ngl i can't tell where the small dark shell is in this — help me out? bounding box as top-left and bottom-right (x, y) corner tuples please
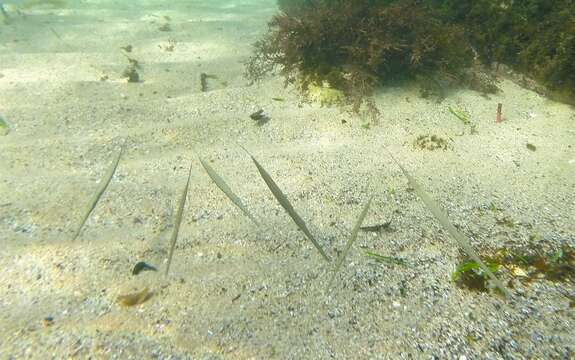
(132, 261), (157, 275)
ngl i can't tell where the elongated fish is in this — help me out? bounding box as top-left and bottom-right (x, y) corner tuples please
(0, 1), (19, 19)
(0, 3), (9, 19)
(1, 0), (66, 17)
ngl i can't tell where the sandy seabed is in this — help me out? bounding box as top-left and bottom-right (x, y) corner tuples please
(0, 1), (574, 359)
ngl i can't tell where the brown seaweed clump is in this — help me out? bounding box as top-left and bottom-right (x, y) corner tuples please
(246, 0), (474, 114)
(433, 0), (575, 104)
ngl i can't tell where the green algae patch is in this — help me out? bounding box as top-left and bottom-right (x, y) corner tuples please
(453, 245), (575, 293)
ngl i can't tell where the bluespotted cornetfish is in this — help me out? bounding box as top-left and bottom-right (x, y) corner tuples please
(72, 143), (124, 241)
(388, 153), (510, 297)
(240, 145), (331, 262)
(165, 161), (193, 276)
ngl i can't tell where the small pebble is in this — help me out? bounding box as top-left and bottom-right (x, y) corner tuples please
(42, 316), (54, 327)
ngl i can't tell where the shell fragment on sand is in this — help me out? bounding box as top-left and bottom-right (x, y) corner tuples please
(117, 287), (153, 307)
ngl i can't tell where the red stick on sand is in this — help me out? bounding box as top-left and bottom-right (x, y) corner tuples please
(496, 103), (503, 123)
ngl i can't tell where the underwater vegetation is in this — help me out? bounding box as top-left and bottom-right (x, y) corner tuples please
(453, 245), (574, 294)
(433, 0), (575, 104)
(246, 0), (474, 114)
(247, 0), (575, 111)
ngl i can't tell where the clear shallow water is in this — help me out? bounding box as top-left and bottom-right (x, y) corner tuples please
(0, 1), (574, 359)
